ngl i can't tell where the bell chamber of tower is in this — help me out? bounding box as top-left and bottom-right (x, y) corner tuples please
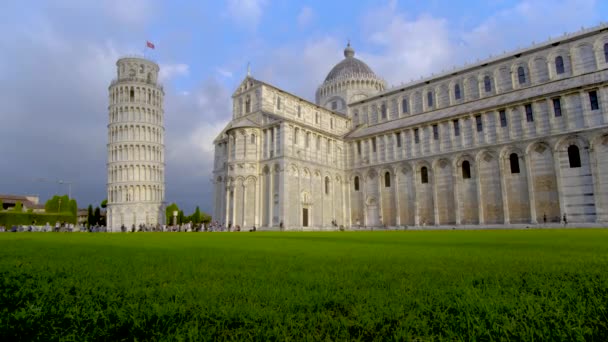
(106, 57), (166, 230)
(315, 42), (386, 115)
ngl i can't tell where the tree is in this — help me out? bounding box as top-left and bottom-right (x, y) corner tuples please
(192, 206), (201, 224)
(93, 207), (101, 226)
(44, 195), (75, 214)
(201, 212), (212, 224)
(13, 201), (23, 212)
(87, 205), (93, 227)
(69, 198), (78, 216)
(45, 196), (60, 213)
(165, 203), (179, 225)
(0, 199), (3, 211)
(101, 199), (107, 209)
(178, 210), (184, 225)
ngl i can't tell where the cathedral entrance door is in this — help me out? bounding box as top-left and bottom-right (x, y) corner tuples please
(302, 208), (309, 227)
(367, 205), (379, 226)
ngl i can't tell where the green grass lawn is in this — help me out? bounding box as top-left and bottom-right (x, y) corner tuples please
(1, 230), (607, 341)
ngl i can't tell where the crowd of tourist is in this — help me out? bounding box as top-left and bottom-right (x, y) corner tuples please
(0, 221), (257, 233)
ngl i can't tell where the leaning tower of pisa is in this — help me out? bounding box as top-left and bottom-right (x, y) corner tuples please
(107, 56), (165, 230)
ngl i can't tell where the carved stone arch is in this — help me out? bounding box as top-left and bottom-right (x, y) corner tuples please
(554, 135), (589, 152)
(313, 170), (322, 178)
(432, 158), (452, 170)
(511, 61), (530, 80)
(452, 153), (474, 172)
(531, 55), (550, 83)
(415, 160), (433, 182)
(367, 168), (377, 180)
(400, 162), (412, 175)
(526, 141), (553, 157)
(590, 132), (608, 150)
(476, 149), (498, 164)
(245, 176), (257, 185)
(302, 167), (311, 178)
(262, 165), (270, 174)
(289, 163), (299, 176)
(273, 163), (280, 173)
(499, 145), (525, 160)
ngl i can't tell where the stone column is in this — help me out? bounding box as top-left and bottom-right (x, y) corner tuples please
(362, 171), (368, 227)
(342, 177), (347, 227)
(377, 170), (383, 227)
(552, 147), (566, 221)
(476, 160), (485, 225)
(393, 168), (400, 226)
(453, 165), (461, 225)
(580, 91), (591, 128)
(254, 176), (260, 227)
(507, 108), (516, 141)
(600, 87), (608, 125)
(264, 129), (269, 159)
(414, 168), (420, 226)
(499, 156), (510, 224)
(590, 141), (604, 222)
(278, 165), (285, 228)
(547, 98), (557, 134)
(433, 168), (440, 226)
(268, 170), (274, 227)
(524, 151), (538, 224)
(224, 184), (231, 226)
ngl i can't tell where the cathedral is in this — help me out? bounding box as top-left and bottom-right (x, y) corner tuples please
(212, 24), (608, 230)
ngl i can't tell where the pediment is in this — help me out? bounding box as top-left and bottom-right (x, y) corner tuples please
(232, 76), (261, 97)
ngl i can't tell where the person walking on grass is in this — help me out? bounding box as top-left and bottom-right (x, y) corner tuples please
(563, 213), (568, 226)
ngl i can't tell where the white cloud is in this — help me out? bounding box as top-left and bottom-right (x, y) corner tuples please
(102, 0), (157, 26)
(256, 36), (343, 101)
(225, 0), (268, 29)
(159, 63), (189, 82)
(357, 0), (601, 88)
(297, 6), (315, 28)
(216, 67), (234, 78)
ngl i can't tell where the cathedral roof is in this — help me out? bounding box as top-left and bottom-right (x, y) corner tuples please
(323, 43), (378, 83)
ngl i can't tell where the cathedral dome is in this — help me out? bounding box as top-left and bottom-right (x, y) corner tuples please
(324, 43), (377, 82)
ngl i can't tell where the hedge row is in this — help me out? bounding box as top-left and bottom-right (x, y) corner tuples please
(0, 212), (76, 227)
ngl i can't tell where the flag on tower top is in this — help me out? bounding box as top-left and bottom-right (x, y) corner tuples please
(146, 41), (155, 49)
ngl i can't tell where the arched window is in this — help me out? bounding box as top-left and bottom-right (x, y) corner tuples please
(421, 167), (428, 184)
(517, 67), (526, 84)
(509, 153), (520, 174)
(130, 89), (134, 101)
(251, 134), (256, 144)
(401, 98), (409, 113)
(381, 103), (387, 119)
(325, 177), (330, 194)
(454, 84), (461, 100)
(384, 172), (391, 187)
(484, 76), (492, 92)
(568, 145), (581, 168)
(462, 161), (471, 179)
(427, 91), (434, 107)
(354, 176), (360, 191)
(245, 95), (251, 113)
(555, 56), (565, 74)
(276, 97), (281, 110)
(604, 43), (608, 63)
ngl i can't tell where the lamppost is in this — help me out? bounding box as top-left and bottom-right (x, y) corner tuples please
(173, 211), (178, 226)
(58, 180), (73, 199)
(35, 178), (74, 199)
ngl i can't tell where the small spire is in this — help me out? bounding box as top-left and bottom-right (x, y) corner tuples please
(344, 40), (355, 58)
(247, 62), (251, 76)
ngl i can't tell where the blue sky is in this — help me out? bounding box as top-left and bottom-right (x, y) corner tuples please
(0, 0), (606, 214)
